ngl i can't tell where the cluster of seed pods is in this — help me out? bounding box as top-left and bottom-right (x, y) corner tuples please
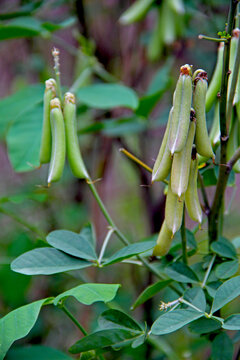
(152, 64), (215, 256)
(39, 80), (88, 185)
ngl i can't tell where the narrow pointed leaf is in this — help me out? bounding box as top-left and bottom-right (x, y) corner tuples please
(0, 298), (51, 360)
(11, 248), (92, 275)
(103, 240), (156, 266)
(211, 276), (240, 313)
(47, 230), (97, 261)
(151, 309), (204, 335)
(53, 283), (120, 306)
(131, 280), (172, 310)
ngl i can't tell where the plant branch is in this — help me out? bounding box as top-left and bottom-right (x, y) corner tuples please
(0, 206), (45, 239)
(208, 0), (238, 244)
(98, 227), (115, 265)
(228, 145), (240, 167)
(201, 254), (216, 288)
(60, 304), (88, 336)
(198, 34), (227, 43)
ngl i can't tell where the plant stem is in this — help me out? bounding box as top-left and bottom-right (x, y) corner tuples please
(208, 0), (238, 245)
(52, 48), (63, 104)
(60, 304), (88, 336)
(0, 206), (45, 239)
(147, 336), (180, 360)
(198, 34), (227, 43)
(179, 298), (203, 313)
(98, 227), (115, 265)
(201, 254), (216, 288)
(69, 67), (92, 93)
(180, 208), (187, 265)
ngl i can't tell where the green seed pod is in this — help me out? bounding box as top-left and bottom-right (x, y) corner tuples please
(63, 92), (88, 179)
(171, 110), (196, 197)
(152, 220), (173, 256)
(119, 0), (154, 25)
(206, 42), (224, 112)
(232, 29), (240, 105)
(169, 64), (192, 154)
(227, 116), (240, 172)
(47, 98), (66, 185)
(152, 107), (173, 182)
(185, 147), (202, 224)
(39, 79), (56, 164)
(193, 70), (215, 159)
(209, 101), (220, 148)
(165, 180), (184, 235)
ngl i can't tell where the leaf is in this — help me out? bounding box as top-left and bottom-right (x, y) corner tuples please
(77, 84), (139, 110)
(232, 236), (240, 248)
(103, 240), (156, 266)
(131, 334), (145, 349)
(131, 280), (172, 310)
(135, 60), (172, 117)
(69, 329), (140, 354)
(170, 229), (197, 256)
(211, 276), (240, 314)
(53, 283), (120, 306)
(11, 248), (92, 275)
(47, 230), (97, 261)
(0, 298), (51, 360)
(0, 17), (44, 40)
(201, 168), (217, 187)
(151, 309), (204, 335)
(189, 317), (221, 334)
(80, 223), (96, 247)
(211, 238), (237, 259)
(98, 309), (142, 332)
(0, 84), (43, 138)
(6, 345), (72, 360)
(165, 262), (199, 283)
(205, 281), (222, 298)
(6, 104), (43, 171)
(215, 260), (239, 279)
(183, 287), (206, 312)
(222, 314), (240, 330)
(211, 332), (233, 360)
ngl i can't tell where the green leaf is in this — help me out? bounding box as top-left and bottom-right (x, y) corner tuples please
(6, 345), (72, 360)
(11, 248), (92, 275)
(0, 17), (43, 40)
(131, 334), (145, 349)
(98, 309), (142, 332)
(80, 223), (96, 247)
(232, 236), (240, 249)
(184, 287), (206, 312)
(165, 262), (199, 283)
(222, 314), (240, 330)
(131, 280), (172, 310)
(0, 298), (51, 360)
(47, 230), (97, 261)
(170, 229), (197, 256)
(0, 84), (43, 138)
(211, 276), (240, 314)
(201, 168), (217, 187)
(211, 332), (233, 360)
(135, 60), (172, 117)
(211, 238), (237, 259)
(205, 281), (222, 298)
(151, 309), (204, 335)
(69, 329), (140, 354)
(77, 84), (139, 110)
(53, 283), (120, 306)
(189, 317), (221, 334)
(6, 104), (43, 171)
(41, 17), (76, 32)
(215, 260), (239, 279)
(103, 240), (156, 266)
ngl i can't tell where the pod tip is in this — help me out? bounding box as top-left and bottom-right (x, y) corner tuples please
(50, 97), (61, 110)
(64, 92), (75, 104)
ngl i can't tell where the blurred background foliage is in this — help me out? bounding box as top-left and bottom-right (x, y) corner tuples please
(0, 0), (239, 359)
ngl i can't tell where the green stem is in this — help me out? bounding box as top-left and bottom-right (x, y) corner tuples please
(147, 336), (180, 360)
(208, 0), (238, 245)
(180, 208), (187, 265)
(198, 34), (227, 43)
(60, 304), (88, 336)
(52, 48), (63, 104)
(201, 254), (216, 288)
(69, 67), (93, 93)
(0, 206), (45, 239)
(98, 227), (115, 265)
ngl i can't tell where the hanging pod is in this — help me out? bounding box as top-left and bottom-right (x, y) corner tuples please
(152, 107), (173, 182)
(63, 92), (88, 179)
(147, 7), (163, 62)
(39, 79), (56, 164)
(226, 115), (240, 173)
(232, 29), (240, 106)
(152, 220), (173, 256)
(185, 147), (202, 224)
(209, 101), (220, 149)
(168, 64), (192, 155)
(205, 42), (224, 112)
(119, 0), (154, 25)
(47, 98), (66, 185)
(228, 29), (240, 106)
(193, 69), (215, 160)
(165, 180), (184, 235)
(171, 109), (196, 197)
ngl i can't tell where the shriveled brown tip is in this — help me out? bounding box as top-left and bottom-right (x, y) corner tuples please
(193, 69), (208, 84)
(180, 64), (192, 76)
(190, 108), (196, 122)
(64, 92), (75, 104)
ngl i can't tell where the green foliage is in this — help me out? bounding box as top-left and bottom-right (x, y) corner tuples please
(6, 346), (72, 360)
